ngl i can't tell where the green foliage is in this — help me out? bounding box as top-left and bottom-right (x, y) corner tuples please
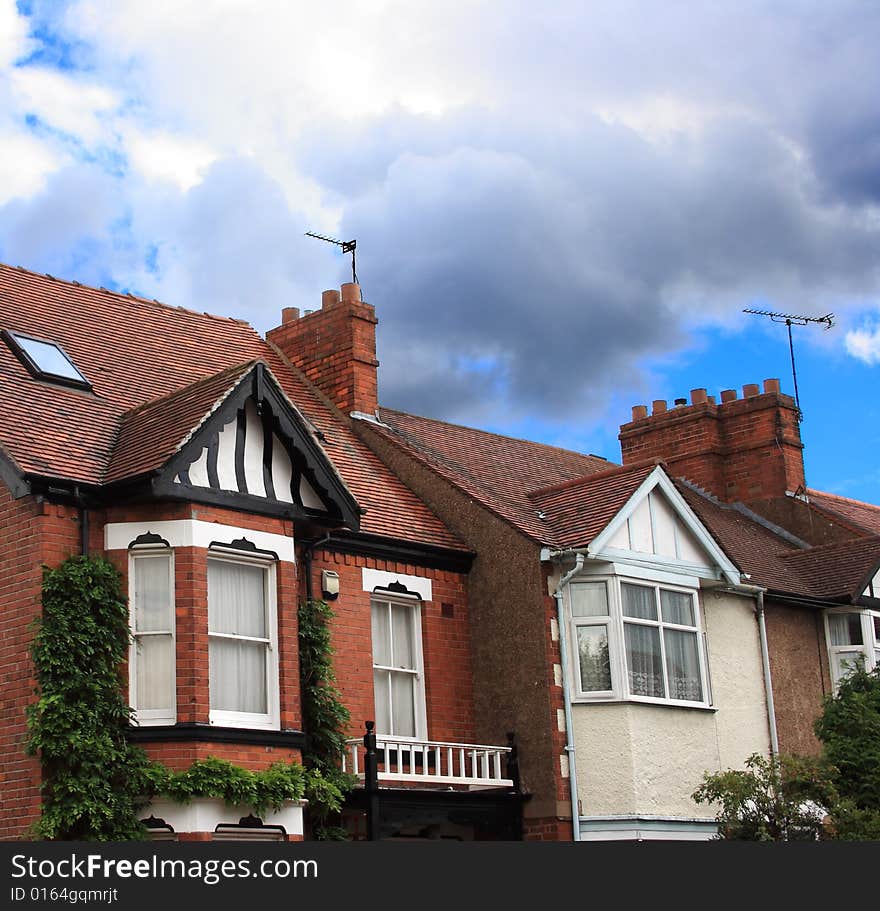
(695, 666), (880, 842)
(298, 598), (356, 838)
(814, 665), (880, 810)
(139, 757), (346, 818)
(692, 753), (837, 841)
(27, 555), (153, 840)
(814, 665), (880, 840)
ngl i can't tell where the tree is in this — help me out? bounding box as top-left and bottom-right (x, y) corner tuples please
(814, 665), (880, 840)
(692, 752), (836, 841)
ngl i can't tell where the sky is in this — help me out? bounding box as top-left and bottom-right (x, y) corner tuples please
(0, 0), (878, 502)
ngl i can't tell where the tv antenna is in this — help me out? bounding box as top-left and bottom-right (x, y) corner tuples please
(742, 308), (834, 420)
(305, 231), (358, 284)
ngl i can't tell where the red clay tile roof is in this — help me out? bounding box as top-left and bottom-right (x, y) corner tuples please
(806, 488), (880, 536)
(106, 361), (256, 484)
(370, 408), (612, 543)
(678, 482), (880, 600)
(529, 462), (658, 549)
(0, 263), (464, 552)
(780, 536), (880, 600)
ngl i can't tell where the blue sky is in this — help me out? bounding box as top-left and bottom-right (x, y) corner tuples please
(1, 1), (878, 502)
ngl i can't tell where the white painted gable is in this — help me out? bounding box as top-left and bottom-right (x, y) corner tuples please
(863, 567), (880, 599)
(606, 487), (708, 563)
(593, 467), (739, 584)
(173, 395), (328, 511)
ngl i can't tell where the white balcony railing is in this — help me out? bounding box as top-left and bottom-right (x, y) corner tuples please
(343, 737), (514, 789)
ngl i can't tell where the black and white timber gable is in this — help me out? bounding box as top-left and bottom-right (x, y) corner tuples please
(153, 362), (361, 528)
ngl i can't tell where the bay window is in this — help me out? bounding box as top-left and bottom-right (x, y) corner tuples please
(129, 548), (176, 724)
(570, 576), (709, 707)
(370, 594), (426, 739)
(208, 552), (279, 729)
(826, 609), (880, 686)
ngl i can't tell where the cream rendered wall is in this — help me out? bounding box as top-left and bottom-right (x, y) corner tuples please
(573, 590), (771, 819)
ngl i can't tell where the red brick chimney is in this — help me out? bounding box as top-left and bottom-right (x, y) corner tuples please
(266, 282), (379, 416)
(619, 378), (805, 503)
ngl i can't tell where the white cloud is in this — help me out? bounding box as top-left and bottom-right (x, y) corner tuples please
(10, 66), (119, 145)
(123, 129), (216, 190)
(0, 0), (30, 69)
(0, 130), (63, 204)
(845, 322), (880, 365)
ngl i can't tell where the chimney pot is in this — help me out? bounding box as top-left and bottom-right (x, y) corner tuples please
(632, 405), (649, 421)
(743, 383), (760, 397)
(763, 377), (781, 394)
(341, 282), (361, 302)
(282, 306), (300, 324)
(690, 388), (708, 405)
(674, 398), (687, 406)
(652, 399), (667, 415)
(720, 389), (737, 403)
(322, 289), (341, 310)
(707, 395), (716, 405)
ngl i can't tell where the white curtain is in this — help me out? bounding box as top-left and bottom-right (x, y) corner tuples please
(664, 628), (702, 701)
(208, 560), (268, 714)
(828, 613), (863, 646)
(621, 583), (657, 620)
(133, 554), (173, 712)
(625, 623), (664, 697)
(571, 582), (609, 617)
(371, 599), (419, 737)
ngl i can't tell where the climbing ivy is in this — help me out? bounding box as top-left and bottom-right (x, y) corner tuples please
(27, 555), (153, 840)
(27, 555), (347, 840)
(298, 598), (357, 838)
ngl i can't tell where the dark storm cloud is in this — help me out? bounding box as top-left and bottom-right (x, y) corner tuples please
(331, 108), (879, 424)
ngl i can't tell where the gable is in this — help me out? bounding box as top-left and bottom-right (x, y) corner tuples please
(154, 362), (361, 529)
(591, 467), (740, 584)
(606, 487), (708, 564)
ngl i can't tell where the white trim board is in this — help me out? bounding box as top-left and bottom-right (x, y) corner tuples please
(104, 519), (296, 563)
(362, 567), (432, 601)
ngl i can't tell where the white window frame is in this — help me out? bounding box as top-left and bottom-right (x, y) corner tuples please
(129, 546), (176, 726)
(207, 550), (280, 731)
(370, 591), (427, 742)
(824, 608), (880, 688)
(568, 574), (710, 708)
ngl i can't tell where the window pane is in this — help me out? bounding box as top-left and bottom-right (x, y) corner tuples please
(625, 623), (664, 697)
(371, 601), (391, 666)
(828, 613), (863, 646)
(209, 638), (267, 713)
(622, 583), (657, 620)
(576, 625), (611, 692)
(873, 615), (880, 646)
(134, 554), (172, 632)
(571, 582), (609, 617)
(660, 589), (695, 626)
(391, 671), (416, 737)
(832, 651), (864, 684)
(391, 603), (415, 668)
(664, 628), (703, 701)
(373, 670), (391, 734)
(15, 334), (86, 381)
(208, 560), (265, 638)
(135, 634), (174, 710)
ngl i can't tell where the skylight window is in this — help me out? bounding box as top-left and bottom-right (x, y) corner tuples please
(2, 330), (91, 390)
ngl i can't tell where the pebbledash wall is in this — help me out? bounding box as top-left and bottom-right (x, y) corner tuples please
(568, 588), (771, 840)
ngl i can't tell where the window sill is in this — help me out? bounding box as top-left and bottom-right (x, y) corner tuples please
(572, 698), (717, 713)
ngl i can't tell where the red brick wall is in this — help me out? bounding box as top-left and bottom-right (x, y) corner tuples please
(267, 284), (379, 416)
(307, 549), (474, 744)
(0, 490), (83, 840)
(619, 380), (805, 503)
